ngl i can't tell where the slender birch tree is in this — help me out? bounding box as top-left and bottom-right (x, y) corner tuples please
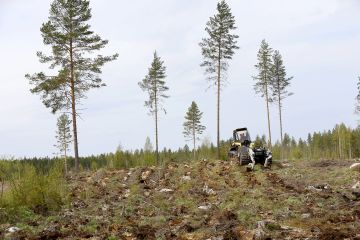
(138, 51), (169, 164)
(270, 50), (293, 158)
(253, 39), (273, 147)
(199, 0), (239, 159)
(183, 101), (206, 159)
(25, 0), (118, 171)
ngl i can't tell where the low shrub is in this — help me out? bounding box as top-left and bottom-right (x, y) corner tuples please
(0, 162), (68, 220)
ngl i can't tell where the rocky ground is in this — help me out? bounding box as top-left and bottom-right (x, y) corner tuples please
(1, 158), (360, 240)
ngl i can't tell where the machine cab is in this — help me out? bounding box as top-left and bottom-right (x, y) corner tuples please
(233, 128), (251, 146)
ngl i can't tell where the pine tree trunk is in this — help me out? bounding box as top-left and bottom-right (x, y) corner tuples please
(217, 47), (221, 160)
(155, 108), (159, 164)
(70, 39), (80, 171)
(338, 128), (342, 159)
(64, 147), (68, 176)
(154, 80), (159, 164)
(265, 81), (272, 147)
(279, 108), (283, 158)
(0, 180), (4, 202)
(193, 119), (196, 160)
(349, 142), (352, 159)
(63, 129), (68, 175)
(278, 80), (283, 160)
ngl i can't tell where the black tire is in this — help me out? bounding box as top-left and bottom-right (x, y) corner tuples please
(228, 150), (237, 161)
(262, 157), (272, 169)
(238, 151), (243, 165)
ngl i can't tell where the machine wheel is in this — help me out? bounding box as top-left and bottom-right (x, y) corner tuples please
(266, 158), (272, 169)
(238, 151), (243, 165)
(227, 150), (237, 161)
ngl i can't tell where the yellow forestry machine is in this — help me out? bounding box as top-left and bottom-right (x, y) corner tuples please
(228, 128), (272, 170)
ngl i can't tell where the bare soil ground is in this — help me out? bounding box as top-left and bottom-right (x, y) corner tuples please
(1, 159), (360, 240)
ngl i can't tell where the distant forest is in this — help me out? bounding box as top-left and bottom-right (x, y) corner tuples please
(1, 123), (358, 174)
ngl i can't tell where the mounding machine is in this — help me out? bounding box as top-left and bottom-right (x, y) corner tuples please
(228, 128), (272, 169)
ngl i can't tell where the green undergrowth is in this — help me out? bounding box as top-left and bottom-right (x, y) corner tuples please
(0, 162), (69, 223)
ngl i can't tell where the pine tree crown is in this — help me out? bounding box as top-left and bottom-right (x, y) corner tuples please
(26, 0), (118, 113)
(138, 51), (169, 115)
(54, 113), (72, 154)
(253, 39), (273, 100)
(183, 101), (206, 140)
(270, 49), (293, 103)
(199, 0), (239, 88)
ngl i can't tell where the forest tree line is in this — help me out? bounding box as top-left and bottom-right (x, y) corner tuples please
(1, 122), (359, 174)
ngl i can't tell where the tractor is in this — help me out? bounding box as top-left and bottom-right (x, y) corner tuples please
(228, 128), (272, 168)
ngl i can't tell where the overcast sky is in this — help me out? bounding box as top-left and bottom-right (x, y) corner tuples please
(0, 0), (359, 158)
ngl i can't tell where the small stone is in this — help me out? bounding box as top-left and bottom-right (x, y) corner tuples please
(141, 170), (151, 181)
(101, 204), (109, 211)
(182, 175), (191, 181)
(281, 162), (292, 168)
(124, 189), (130, 198)
(302, 213), (311, 219)
(100, 180), (106, 187)
(352, 181), (360, 189)
(202, 184), (216, 195)
(160, 188), (174, 193)
(350, 163), (360, 171)
(306, 186), (322, 192)
(123, 232), (132, 237)
(7, 227), (20, 233)
(198, 204), (211, 210)
(207, 237), (224, 240)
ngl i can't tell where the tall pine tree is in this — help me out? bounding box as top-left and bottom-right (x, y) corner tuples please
(138, 51), (169, 164)
(54, 113), (72, 175)
(253, 39), (273, 147)
(25, 0), (118, 171)
(183, 101), (206, 159)
(199, 0), (239, 159)
(270, 50), (293, 159)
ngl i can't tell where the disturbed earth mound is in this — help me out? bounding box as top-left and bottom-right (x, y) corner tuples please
(1, 159), (360, 239)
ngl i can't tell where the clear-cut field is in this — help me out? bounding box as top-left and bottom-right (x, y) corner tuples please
(1, 158), (359, 239)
